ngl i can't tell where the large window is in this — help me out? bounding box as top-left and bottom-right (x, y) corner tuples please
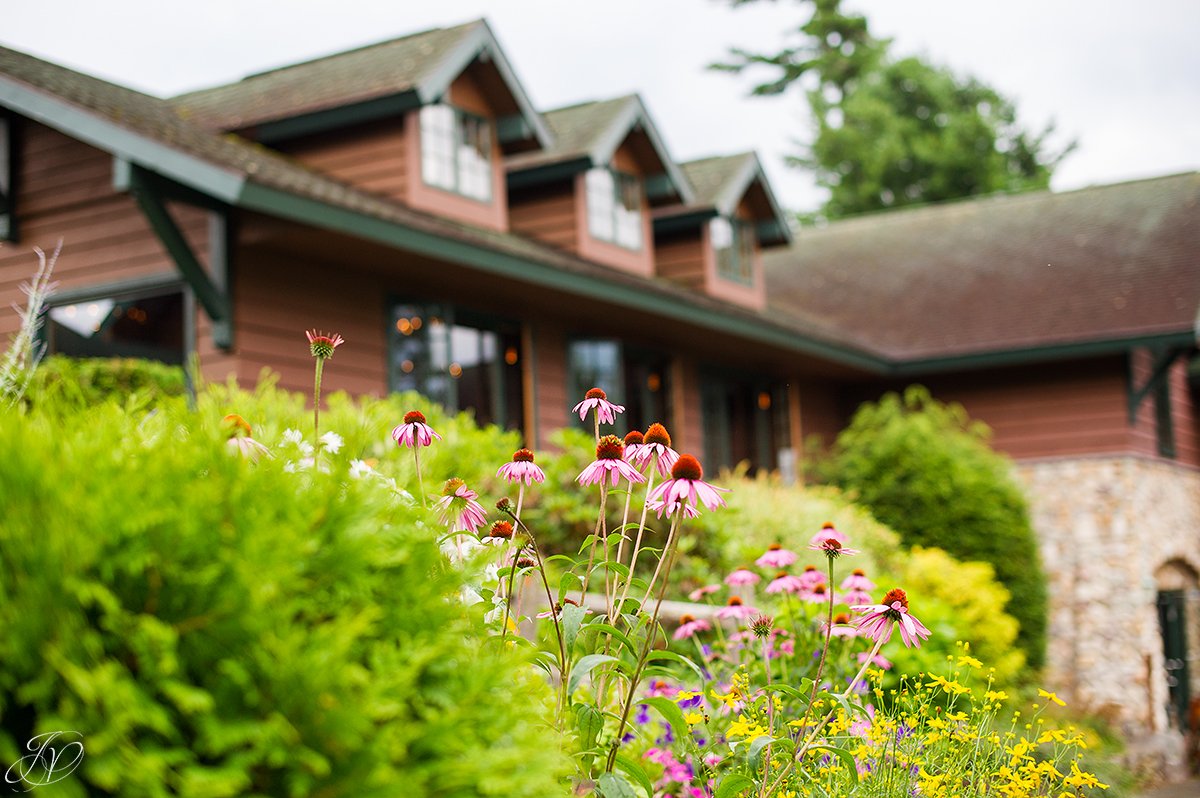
(711, 217), (756, 285)
(568, 339), (670, 434)
(585, 168), (642, 250)
(47, 289), (185, 364)
(701, 374), (791, 477)
(419, 104), (493, 201)
(390, 303), (523, 431)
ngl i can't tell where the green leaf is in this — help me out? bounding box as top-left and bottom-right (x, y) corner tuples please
(568, 654), (623, 695)
(586, 622), (638, 657)
(573, 703), (604, 751)
(562, 602), (587, 652)
(714, 773), (755, 798)
(614, 753), (655, 797)
(810, 744), (859, 786)
(641, 696), (688, 739)
(645, 648), (707, 682)
(596, 772), (637, 798)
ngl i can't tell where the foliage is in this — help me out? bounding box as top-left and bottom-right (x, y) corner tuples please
(822, 386), (1049, 668)
(0, 245), (57, 408)
(28, 355), (188, 411)
(0, 388), (569, 797)
(716, 0), (1073, 219)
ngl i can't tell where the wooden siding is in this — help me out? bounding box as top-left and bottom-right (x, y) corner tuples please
(530, 320), (569, 448)
(0, 122), (184, 338)
(576, 141), (655, 277)
(702, 195), (766, 311)
(508, 181), (578, 251)
(671, 356), (704, 456)
(655, 230), (705, 290)
(1169, 358), (1199, 467)
(276, 118), (409, 203)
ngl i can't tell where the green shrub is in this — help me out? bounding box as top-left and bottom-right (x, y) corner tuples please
(0, 389), (569, 797)
(27, 355), (187, 410)
(822, 386), (1048, 669)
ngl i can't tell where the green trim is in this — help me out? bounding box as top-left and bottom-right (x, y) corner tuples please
(891, 331), (1197, 377)
(644, 173), (675, 202)
(253, 91), (421, 143)
(128, 166), (232, 348)
(49, 272), (185, 306)
(496, 113), (533, 145)
(651, 208), (717, 235)
(1154, 355), (1176, 458)
(505, 155), (591, 190)
(1127, 346), (1187, 424)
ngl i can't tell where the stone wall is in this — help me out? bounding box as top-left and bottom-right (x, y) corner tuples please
(1016, 455), (1200, 741)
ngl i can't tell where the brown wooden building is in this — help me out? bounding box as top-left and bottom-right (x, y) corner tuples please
(1, 19), (1198, 752)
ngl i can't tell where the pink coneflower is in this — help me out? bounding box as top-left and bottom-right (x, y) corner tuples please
(765, 571), (805, 595)
(223, 414), (270, 461)
(804, 583), (832, 605)
(841, 589), (875, 607)
(714, 596), (758, 620)
(688, 584), (721, 602)
(622, 430), (644, 464)
(749, 614), (774, 639)
(809, 521), (846, 548)
(824, 612), (859, 638)
(497, 448), (546, 485)
(392, 410), (441, 448)
(799, 565), (827, 589)
(631, 423), (680, 478)
(756, 542), (797, 569)
(305, 329), (345, 359)
(577, 435), (645, 487)
(647, 454), (728, 518)
(724, 567), (760, 587)
(436, 478), (487, 534)
(484, 520), (514, 545)
(841, 568), (876, 593)
(810, 536), (860, 558)
(673, 613), (712, 640)
(853, 588), (932, 648)
(573, 387), (625, 425)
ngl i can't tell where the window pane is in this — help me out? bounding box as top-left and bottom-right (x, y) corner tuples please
(456, 114), (492, 201)
(737, 221), (756, 282)
(586, 169), (615, 242)
(420, 105), (456, 190)
(568, 338), (623, 429)
(48, 291), (184, 364)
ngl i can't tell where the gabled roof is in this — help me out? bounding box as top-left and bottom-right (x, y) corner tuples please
(763, 173), (1200, 371)
(507, 94), (693, 205)
(0, 42), (884, 375)
(658, 152), (792, 246)
(171, 20), (551, 149)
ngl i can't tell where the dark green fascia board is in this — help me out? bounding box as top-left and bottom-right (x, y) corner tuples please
(756, 219), (791, 247)
(889, 331), (1198, 378)
(1127, 345), (1188, 424)
(112, 156), (232, 213)
(496, 113), (535, 146)
(236, 179), (886, 373)
(47, 271), (184, 306)
(252, 91), (422, 144)
(126, 166), (232, 349)
(644, 173), (676, 203)
(652, 208), (717, 235)
(505, 155), (592, 190)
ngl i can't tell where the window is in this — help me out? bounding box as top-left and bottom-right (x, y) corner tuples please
(568, 339), (670, 434)
(586, 168), (642, 249)
(419, 104), (493, 201)
(47, 289), (185, 364)
(711, 217), (756, 285)
(390, 303), (523, 431)
(701, 373), (790, 476)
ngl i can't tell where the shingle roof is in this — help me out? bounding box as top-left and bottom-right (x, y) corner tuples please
(764, 174), (1200, 363)
(680, 153), (756, 209)
(171, 22), (480, 130)
(509, 95), (637, 166)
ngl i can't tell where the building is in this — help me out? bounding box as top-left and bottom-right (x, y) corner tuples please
(1, 19), (1197, 752)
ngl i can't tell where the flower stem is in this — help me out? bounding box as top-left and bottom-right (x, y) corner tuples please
(578, 483), (608, 604)
(802, 557), (836, 718)
(312, 358), (324, 439)
(413, 445), (426, 508)
(759, 635), (776, 798)
(616, 468), (657, 618)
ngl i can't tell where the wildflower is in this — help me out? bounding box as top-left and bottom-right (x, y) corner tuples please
(804, 583), (832, 604)
(809, 530), (859, 558)
(1037, 688), (1066, 707)
(1063, 761), (1108, 789)
(647, 454), (728, 517)
(688, 584), (721, 602)
(577, 434), (645, 486)
(749, 615), (774, 638)
(572, 387), (625, 424)
(319, 430), (343, 453)
(683, 711), (704, 726)
(435, 478), (487, 534)
(222, 414), (270, 461)
(305, 329), (344, 359)
(485, 520), (514, 544)
(840, 568), (876, 593)
(824, 612), (859, 638)
(674, 613), (712, 640)
(840, 588), (875, 606)
(622, 430), (644, 463)
(392, 410), (441, 448)
(631, 422), (680, 477)
(725, 715), (769, 743)
(765, 572), (804, 595)
(497, 447), (546, 485)
(348, 458), (375, 478)
(756, 542), (797, 569)
(714, 596), (758, 621)
(853, 588), (932, 648)
(957, 654), (983, 669)
(724, 567), (760, 587)
(799, 565), (827, 589)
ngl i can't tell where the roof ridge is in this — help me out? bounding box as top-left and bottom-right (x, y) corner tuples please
(543, 93), (638, 115)
(681, 151), (756, 166)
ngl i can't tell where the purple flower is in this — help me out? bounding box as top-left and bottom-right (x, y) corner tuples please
(573, 387), (625, 424)
(497, 448), (546, 485)
(853, 588), (932, 648)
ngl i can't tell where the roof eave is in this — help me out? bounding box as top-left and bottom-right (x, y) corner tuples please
(716, 153), (793, 245)
(590, 96), (694, 206)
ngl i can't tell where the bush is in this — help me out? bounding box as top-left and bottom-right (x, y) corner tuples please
(27, 355), (187, 410)
(0, 389), (569, 797)
(822, 386), (1048, 668)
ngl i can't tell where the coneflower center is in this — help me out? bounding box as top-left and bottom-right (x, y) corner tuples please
(596, 434), (624, 460)
(644, 422), (672, 447)
(489, 521), (513, 538)
(586, 387), (607, 400)
(403, 410), (427, 425)
(727, 596), (743, 606)
(442, 477), (465, 495)
(671, 454), (703, 481)
(679, 613), (696, 624)
(774, 571), (790, 581)
(223, 414), (252, 438)
(812, 584), (827, 595)
(852, 568), (866, 577)
(834, 613), (850, 624)
(768, 542), (783, 551)
(624, 430), (644, 446)
(512, 448), (535, 462)
(882, 588), (909, 609)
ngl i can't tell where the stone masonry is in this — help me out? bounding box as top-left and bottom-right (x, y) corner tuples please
(1017, 456), (1200, 746)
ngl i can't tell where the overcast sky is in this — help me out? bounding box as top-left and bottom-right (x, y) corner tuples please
(4, 0), (1198, 211)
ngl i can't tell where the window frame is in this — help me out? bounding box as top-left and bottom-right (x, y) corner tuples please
(711, 216), (756, 286)
(44, 277), (191, 365)
(585, 167), (643, 250)
(418, 103), (494, 203)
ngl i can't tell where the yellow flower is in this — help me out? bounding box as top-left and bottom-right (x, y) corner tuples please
(710, 687), (742, 708)
(676, 690), (703, 701)
(726, 715), (769, 743)
(1038, 688), (1066, 706)
(1062, 761), (1108, 789)
(684, 711), (705, 726)
(956, 655), (983, 669)
(986, 689), (1010, 702)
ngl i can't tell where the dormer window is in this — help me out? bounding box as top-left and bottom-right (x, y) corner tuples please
(419, 104), (492, 201)
(585, 168), (642, 250)
(711, 217), (755, 285)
